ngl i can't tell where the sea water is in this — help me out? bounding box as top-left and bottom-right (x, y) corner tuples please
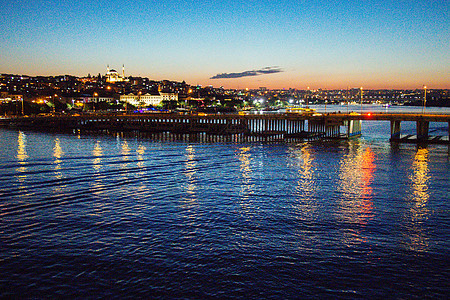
(0, 108), (449, 298)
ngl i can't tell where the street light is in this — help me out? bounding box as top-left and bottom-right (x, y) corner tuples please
(20, 96), (24, 115)
(422, 85), (427, 114)
(360, 87), (363, 114)
(346, 87), (349, 114)
(93, 92), (98, 112)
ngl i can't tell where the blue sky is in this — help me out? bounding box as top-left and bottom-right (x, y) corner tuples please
(1, 0), (448, 89)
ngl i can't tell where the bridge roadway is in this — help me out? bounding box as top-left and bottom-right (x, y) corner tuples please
(4, 112), (450, 143)
(345, 112), (450, 122)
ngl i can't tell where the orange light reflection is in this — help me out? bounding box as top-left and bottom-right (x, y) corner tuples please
(404, 148), (430, 252)
(337, 143), (376, 245)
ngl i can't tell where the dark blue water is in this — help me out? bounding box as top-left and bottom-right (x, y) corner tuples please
(1, 118), (449, 298)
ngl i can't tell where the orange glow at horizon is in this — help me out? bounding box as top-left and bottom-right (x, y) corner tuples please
(200, 70), (449, 90)
(205, 76), (449, 90)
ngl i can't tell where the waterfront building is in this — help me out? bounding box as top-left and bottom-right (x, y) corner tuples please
(160, 92), (178, 102)
(120, 91), (178, 107)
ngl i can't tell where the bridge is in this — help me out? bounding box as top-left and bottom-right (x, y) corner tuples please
(2, 112), (450, 144)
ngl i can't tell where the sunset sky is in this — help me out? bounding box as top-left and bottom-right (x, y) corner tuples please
(1, 0), (448, 89)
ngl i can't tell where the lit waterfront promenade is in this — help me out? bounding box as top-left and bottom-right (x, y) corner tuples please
(3, 112), (450, 144)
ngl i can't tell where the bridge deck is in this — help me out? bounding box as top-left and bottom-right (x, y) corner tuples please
(3, 112), (450, 144)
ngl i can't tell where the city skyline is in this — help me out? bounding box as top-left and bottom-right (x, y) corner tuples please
(1, 0), (448, 90)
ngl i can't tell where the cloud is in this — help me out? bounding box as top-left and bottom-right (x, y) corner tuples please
(210, 66), (283, 79)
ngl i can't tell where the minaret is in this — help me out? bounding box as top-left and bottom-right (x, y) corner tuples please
(122, 64), (125, 78)
(107, 65), (110, 73)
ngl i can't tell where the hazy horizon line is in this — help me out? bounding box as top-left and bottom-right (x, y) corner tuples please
(1, 71), (448, 91)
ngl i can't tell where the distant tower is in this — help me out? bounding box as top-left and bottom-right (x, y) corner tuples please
(122, 65), (125, 78)
(107, 65), (110, 73)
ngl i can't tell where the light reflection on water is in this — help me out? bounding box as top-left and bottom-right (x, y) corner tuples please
(337, 142), (375, 244)
(16, 131), (28, 181)
(0, 127), (448, 298)
(53, 138), (63, 163)
(134, 144), (148, 197)
(90, 139), (106, 218)
(183, 145), (197, 200)
(293, 143), (315, 198)
(136, 144), (146, 168)
(337, 144), (375, 218)
(290, 143), (318, 221)
(52, 138), (65, 196)
(180, 145), (199, 236)
(16, 131), (28, 162)
(404, 147), (430, 252)
(237, 146), (255, 214)
(120, 140), (131, 157)
(92, 140), (103, 171)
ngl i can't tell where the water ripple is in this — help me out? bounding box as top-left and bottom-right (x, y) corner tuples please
(0, 129), (448, 298)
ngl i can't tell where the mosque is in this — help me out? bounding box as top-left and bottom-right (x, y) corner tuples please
(106, 65), (128, 83)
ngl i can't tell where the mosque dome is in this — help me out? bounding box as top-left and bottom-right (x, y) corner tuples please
(106, 65), (127, 83)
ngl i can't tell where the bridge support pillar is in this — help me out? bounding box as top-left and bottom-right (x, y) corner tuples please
(348, 120), (362, 138)
(416, 121), (429, 141)
(390, 120), (401, 140)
